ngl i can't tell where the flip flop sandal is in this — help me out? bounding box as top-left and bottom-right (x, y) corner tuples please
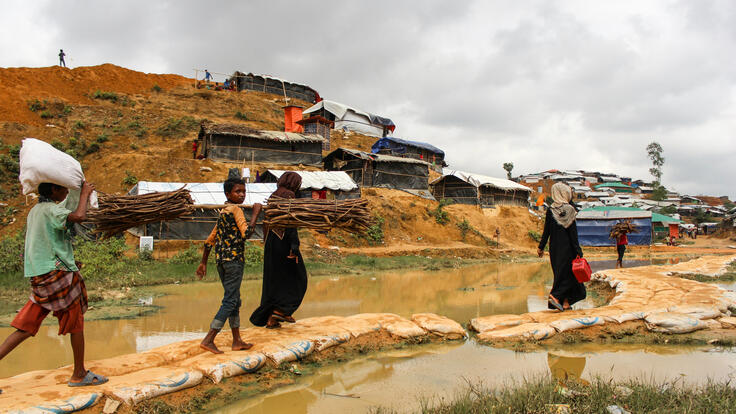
(68, 370), (108, 387)
(272, 312), (296, 323)
(548, 296), (564, 312)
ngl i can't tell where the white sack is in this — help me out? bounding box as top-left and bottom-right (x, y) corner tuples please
(19, 138), (85, 195)
(644, 312), (706, 334)
(549, 316), (604, 333)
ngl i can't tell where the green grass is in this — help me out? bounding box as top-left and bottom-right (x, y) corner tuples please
(372, 376), (736, 414)
(156, 116), (198, 138)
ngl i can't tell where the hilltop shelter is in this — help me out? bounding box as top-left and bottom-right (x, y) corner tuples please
(127, 181), (276, 240)
(371, 137), (447, 170)
(259, 170), (360, 200)
(576, 207), (652, 246)
(323, 148), (430, 190)
(430, 169), (532, 208)
(198, 123), (325, 166)
(230, 71), (321, 103)
(652, 212), (682, 239)
(302, 100), (395, 138)
(594, 182), (634, 193)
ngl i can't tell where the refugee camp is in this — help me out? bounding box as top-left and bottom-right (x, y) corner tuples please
(1, 2), (736, 414)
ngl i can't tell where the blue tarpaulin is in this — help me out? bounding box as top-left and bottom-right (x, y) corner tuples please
(371, 137), (445, 157)
(576, 207), (652, 246)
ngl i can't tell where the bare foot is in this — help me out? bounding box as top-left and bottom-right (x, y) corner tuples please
(199, 341), (223, 354)
(232, 341), (253, 351)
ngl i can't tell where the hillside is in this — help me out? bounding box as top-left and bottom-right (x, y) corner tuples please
(0, 64), (538, 253)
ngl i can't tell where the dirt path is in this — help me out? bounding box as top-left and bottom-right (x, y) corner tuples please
(0, 313), (464, 413)
(471, 255), (736, 343)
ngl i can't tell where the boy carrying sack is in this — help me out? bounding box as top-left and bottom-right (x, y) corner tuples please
(0, 181), (108, 387)
(196, 177), (261, 354)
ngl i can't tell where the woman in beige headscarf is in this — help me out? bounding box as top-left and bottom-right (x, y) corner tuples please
(537, 183), (585, 311)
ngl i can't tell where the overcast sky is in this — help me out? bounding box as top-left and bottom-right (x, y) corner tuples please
(3, 1), (735, 198)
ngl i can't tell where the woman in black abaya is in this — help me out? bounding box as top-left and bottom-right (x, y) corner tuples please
(249, 172), (308, 328)
(537, 182), (585, 311)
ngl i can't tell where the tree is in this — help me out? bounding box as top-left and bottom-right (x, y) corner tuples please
(646, 142), (666, 200)
(503, 162), (514, 180)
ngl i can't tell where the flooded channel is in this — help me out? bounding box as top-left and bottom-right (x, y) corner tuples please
(1, 257), (729, 413)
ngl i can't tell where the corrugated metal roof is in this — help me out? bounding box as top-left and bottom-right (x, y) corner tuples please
(199, 123), (325, 143)
(131, 181), (277, 206)
(595, 182), (633, 189)
(266, 170), (358, 191)
(577, 207), (652, 220)
(431, 169), (532, 192)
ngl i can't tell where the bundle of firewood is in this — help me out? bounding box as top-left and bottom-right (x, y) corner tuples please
(264, 198), (374, 233)
(85, 187), (193, 238)
(609, 220), (639, 239)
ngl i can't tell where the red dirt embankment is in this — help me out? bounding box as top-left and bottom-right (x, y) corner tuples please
(0, 64), (190, 124)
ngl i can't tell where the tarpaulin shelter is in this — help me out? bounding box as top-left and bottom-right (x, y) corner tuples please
(127, 181), (277, 240)
(651, 212), (682, 239)
(576, 207), (652, 246)
(430, 169), (531, 207)
(302, 100), (395, 138)
(259, 170), (360, 200)
(594, 182), (634, 193)
(230, 71), (321, 103)
(323, 148), (430, 190)
(371, 137), (447, 171)
(198, 123), (325, 166)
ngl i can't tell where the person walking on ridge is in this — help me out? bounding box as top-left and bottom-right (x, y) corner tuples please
(204, 69), (213, 83)
(537, 183), (585, 311)
(59, 49), (66, 67)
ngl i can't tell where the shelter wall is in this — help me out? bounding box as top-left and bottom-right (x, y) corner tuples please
(577, 218), (652, 246)
(479, 187), (529, 208)
(234, 74), (317, 103)
(372, 162), (428, 190)
(205, 134), (323, 165)
(431, 176), (478, 205)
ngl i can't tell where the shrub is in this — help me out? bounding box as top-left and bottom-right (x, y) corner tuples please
(39, 110), (53, 119)
(130, 143), (139, 150)
(156, 116), (198, 138)
(51, 140), (65, 151)
(431, 199), (452, 225)
(244, 243), (264, 266)
(0, 154), (20, 175)
(169, 243), (201, 264)
(364, 214), (385, 245)
(92, 90), (118, 102)
(62, 105), (72, 115)
(457, 219), (472, 241)
(0, 232), (25, 274)
(234, 111), (247, 120)
(27, 99), (45, 112)
(96, 133), (109, 143)
(122, 170), (138, 186)
(528, 230), (541, 242)
(151, 84), (162, 93)
(138, 247), (154, 261)
(73, 120), (85, 129)
(85, 142), (100, 154)
(73, 237), (129, 281)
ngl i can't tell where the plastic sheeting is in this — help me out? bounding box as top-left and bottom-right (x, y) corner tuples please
(262, 170), (358, 192)
(132, 182), (276, 206)
(432, 169), (532, 192)
(303, 99), (395, 137)
(577, 218), (652, 246)
(371, 136), (445, 157)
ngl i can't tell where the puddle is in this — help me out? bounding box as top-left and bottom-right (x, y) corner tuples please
(215, 341), (736, 414)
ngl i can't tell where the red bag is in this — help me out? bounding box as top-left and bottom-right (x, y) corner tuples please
(572, 256), (591, 283)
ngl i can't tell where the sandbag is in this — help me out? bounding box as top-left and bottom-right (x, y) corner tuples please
(19, 138), (85, 195)
(313, 332), (352, 351)
(383, 319), (426, 338)
(412, 313), (466, 339)
(111, 371), (203, 405)
(644, 312), (707, 334)
(717, 316), (736, 329)
(7, 393), (101, 414)
(470, 314), (532, 333)
(263, 340), (314, 365)
(667, 305), (722, 320)
(478, 323), (556, 341)
(549, 316), (604, 332)
(202, 353), (267, 383)
(602, 311), (646, 324)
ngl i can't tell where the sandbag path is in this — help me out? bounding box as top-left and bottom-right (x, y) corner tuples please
(471, 255), (736, 342)
(0, 313), (464, 413)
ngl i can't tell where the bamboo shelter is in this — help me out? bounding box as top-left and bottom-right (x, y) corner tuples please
(198, 122), (325, 166)
(323, 148), (430, 190)
(430, 170), (532, 207)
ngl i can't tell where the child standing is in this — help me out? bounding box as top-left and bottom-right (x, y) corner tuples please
(0, 181), (108, 387)
(196, 177), (259, 354)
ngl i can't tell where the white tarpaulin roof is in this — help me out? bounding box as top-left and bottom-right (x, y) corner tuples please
(432, 169), (532, 192)
(303, 99), (368, 121)
(267, 170), (358, 191)
(131, 181), (276, 206)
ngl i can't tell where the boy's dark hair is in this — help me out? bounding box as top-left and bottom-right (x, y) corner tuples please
(38, 182), (63, 198)
(223, 177), (245, 194)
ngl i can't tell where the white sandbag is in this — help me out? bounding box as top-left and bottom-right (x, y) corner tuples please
(111, 371), (203, 405)
(717, 316), (736, 329)
(412, 313), (466, 339)
(312, 332), (352, 351)
(19, 138), (85, 195)
(602, 311), (646, 324)
(470, 314), (532, 333)
(701, 318), (722, 330)
(644, 312), (707, 334)
(549, 316), (604, 333)
(264, 340), (314, 365)
(204, 353), (267, 383)
(383, 320), (426, 338)
(7, 393), (102, 414)
(477, 323), (556, 341)
(667, 305), (722, 320)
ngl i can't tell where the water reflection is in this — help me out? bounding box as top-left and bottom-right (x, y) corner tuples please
(547, 353), (586, 382)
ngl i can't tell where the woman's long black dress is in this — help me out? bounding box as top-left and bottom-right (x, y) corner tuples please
(249, 227), (308, 326)
(538, 209), (585, 309)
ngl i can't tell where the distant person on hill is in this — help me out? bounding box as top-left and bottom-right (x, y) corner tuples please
(204, 69), (212, 83)
(616, 231), (628, 268)
(192, 140), (198, 159)
(537, 183), (585, 311)
(250, 172), (308, 329)
(196, 177), (260, 354)
(0, 181), (109, 388)
(59, 49), (66, 67)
